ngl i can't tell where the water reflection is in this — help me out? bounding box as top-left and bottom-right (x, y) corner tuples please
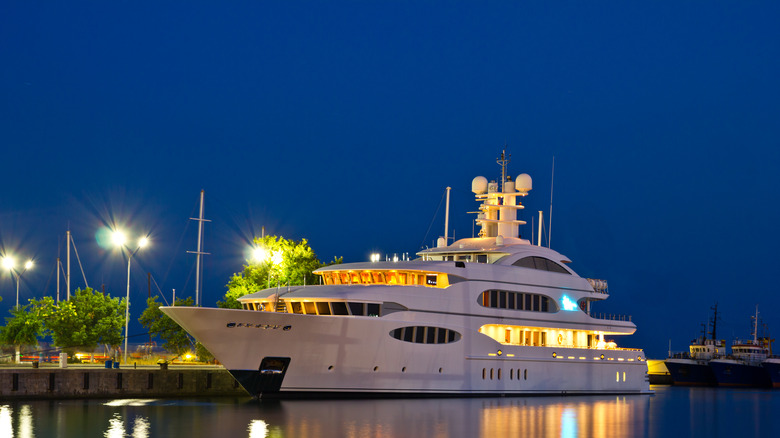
(1, 388), (778, 437)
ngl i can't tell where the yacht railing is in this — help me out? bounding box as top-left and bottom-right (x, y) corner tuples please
(590, 312), (632, 322)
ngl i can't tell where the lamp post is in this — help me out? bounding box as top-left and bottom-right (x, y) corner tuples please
(113, 231), (149, 365)
(2, 256), (34, 309)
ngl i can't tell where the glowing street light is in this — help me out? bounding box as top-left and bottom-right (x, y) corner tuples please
(2, 256), (33, 309)
(113, 230), (149, 365)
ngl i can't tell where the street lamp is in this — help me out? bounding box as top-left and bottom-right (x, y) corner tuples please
(2, 256), (34, 309)
(113, 230), (149, 365)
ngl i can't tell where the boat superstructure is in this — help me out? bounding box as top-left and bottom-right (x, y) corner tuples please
(665, 304), (726, 386)
(710, 307), (772, 387)
(162, 151), (651, 398)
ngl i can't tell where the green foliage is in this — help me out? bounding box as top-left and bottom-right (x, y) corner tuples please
(220, 235), (338, 308)
(0, 303), (43, 347)
(139, 296), (194, 356)
(36, 288), (126, 350)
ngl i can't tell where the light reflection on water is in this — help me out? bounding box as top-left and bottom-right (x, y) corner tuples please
(0, 387), (778, 437)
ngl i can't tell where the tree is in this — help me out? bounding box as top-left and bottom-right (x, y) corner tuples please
(38, 288), (125, 352)
(139, 296), (195, 356)
(219, 235), (339, 309)
(0, 303), (44, 363)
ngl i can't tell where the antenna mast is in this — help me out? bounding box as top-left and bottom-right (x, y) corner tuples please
(549, 156), (555, 248)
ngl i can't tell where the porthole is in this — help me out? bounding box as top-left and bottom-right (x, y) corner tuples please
(552, 352), (557, 358)
(373, 366), (379, 372)
(600, 354), (605, 360)
(490, 369), (494, 380)
(327, 365), (334, 371)
(402, 367), (406, 373)
(438, 368), (443, 374)
(510, 369), (514, 380)
(498, 369), (502, 380)
(524, 369), (527, 380)
(283, 325), (292, 331)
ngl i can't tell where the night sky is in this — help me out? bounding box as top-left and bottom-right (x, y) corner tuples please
(1, 2), (778, 359)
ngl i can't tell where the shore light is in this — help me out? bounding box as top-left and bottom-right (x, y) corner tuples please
(3, 255), (33, 309)
(113, 229), (150, 365)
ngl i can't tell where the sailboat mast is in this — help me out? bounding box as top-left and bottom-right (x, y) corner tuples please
(195, 191), (204, 305)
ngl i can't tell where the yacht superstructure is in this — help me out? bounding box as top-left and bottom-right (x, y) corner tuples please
(162, 151), (651, 398)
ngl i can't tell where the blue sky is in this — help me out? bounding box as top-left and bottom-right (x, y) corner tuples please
(1, 2), (779, 358)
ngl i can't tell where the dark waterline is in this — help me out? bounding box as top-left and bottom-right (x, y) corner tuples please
(1, 385), (778, 437)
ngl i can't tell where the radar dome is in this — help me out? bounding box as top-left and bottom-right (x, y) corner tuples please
(515, 173), (532, 192)
(472, 176), (488, 194)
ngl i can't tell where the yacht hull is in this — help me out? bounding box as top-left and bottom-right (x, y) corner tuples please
(162, 306), (651, 398)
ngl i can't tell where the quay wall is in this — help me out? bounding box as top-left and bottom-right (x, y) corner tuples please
(0, 367), (248, 400)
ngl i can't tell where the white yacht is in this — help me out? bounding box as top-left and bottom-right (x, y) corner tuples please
(162, 152), (651, 398)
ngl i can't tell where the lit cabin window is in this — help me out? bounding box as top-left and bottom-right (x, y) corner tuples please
(512, 256), (570, 274)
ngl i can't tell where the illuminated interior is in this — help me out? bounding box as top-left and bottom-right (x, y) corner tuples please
(316, 269), (450, 288)
(478, 324), (628, 350)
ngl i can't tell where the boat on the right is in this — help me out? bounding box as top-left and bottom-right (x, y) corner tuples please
(763, 356), (780, 388)
(709, 307), (773, 388)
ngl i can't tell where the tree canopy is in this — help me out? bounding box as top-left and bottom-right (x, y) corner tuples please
(37, 287), (126, 350)
(0, 303), (43, 348)
(220, 235), (340, 309)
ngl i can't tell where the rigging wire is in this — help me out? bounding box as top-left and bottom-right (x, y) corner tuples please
(419, 189), (447, 250)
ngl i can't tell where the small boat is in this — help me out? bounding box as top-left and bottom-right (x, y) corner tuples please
(664, 304), (725, 386)
(710, 307), (772, 388)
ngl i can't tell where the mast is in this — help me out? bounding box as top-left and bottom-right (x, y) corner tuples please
(188, 190), (211, 306)
(66, 230), (71, 300)
(444, 186), (451, 243)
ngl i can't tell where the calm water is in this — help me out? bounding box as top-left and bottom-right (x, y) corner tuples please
(1, 385), (778, 437)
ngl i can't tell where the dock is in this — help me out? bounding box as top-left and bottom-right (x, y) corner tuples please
(0, 364), (248, 400)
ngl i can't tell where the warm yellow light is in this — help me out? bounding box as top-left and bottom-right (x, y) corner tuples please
(252, 247), (267, 262)
(270, 251), (282, 266)
(184, 353), (193, 360)
(138, 237), (149, 248)
(2, 256), (15, 271)
(24, 260), (33, 270)
(112, 230), (127, 247)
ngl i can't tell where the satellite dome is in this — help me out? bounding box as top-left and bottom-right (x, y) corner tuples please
(515, 173), (532, 192)
(472, 176), (488, 194)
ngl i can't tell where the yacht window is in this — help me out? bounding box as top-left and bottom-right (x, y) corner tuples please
(477, 254), (488, 263)
(437, 328), (447, 344)
(291, 302), (303, 314)
(426, 327), (436, 344)
(316, 302), (331, 315)
(303, 302), (316, 314)
(512, 256), (571, 275)
(415, 327), (425, 343)
(348, 302), (364, 316)
(478, 290), (556, 313)
(367, 303), (381, 317)
(390, 326), (462, 344)
(331, 302), (349, 315)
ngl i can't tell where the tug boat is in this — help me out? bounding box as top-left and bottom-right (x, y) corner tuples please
(162, 151), (651, 398)
(709, 307), (772, 388)
(664, 304), (726, 386)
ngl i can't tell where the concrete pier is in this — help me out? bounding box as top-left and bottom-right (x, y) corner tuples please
(0, 365), (248, 400)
